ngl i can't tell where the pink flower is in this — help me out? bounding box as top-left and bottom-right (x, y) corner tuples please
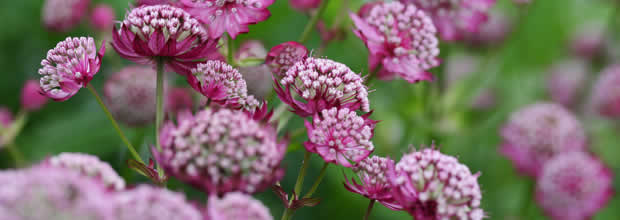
(114, 185), (203, 220)
(536, 152), (613, 220)
(166, 87), (195, 114)
(590, 64), (620, 118)
(344, 156), (401, 210)
(20, 80), (48, 111)
(274, 57), (370, 117)
(104, 65), (161, 127)
(571, 22), (606, 59)
(501, 103), (587, 177)
(389, 147), (485, 220)
(265, 41), (308, 78)
(111, 5), (219, 76)
(43, 152), (126, 191)
(207, 193), (273, 220)
(350, 1), (440, 83)
(90, 4), (116, 31)
(177, 0), (275, 39)
(239, 65), (273, 100)
(289, 0), (321, 12)
(42, 0), (90, 32)
(466, 10), (512, 46)
(236, 40), (267, 61)
(547, 59), (589, 107)
(38, 37), (106, 101)
(400, 0), (496, 41)
(155, 108), (286, 195)
(304, 107), (376, 167)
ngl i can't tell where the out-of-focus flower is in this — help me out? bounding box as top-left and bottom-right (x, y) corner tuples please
(471, 89), (497, 110)
(90, 4), (115, 32)
(317, 21), (346, 45)
(177, 0), (275, 39)
(0, 107), (13, 148)
(188, 60), (258, 110)
(207, 193), (273, 220)
(350, 1), (440, 83)
(400, 0), (496, 41)
(444, 53), (481, 87)
(155, 108), (286, 195)
(304, 107), (376, 167)
(389, 147), (484, 220)
(38, 37), (106, 101)
(289, 0), (321, 12)
(112, 5), (218, 76)
(501, 103), (587, 177)
(571, 22), (606, 59)
(104, 65), (160, 127)
(590, 64), (620, 118)
(236, 40), (267, 61)
(239, 65), (273, 100)
(166, 87), (194, 114)
(536, 152), (613, 220)
(0, 167), (113, 220)
(20, 80), (48, 111)
(274, 57), (370, 117)
(265, 41), (308, 78)
(466, 10), (512, 46)
(546, 59), (588, 107)
(42, 0), (90, 32)
(344, 156), (401, 210)
(41, 152), (126, 191)
(114, 185), (203, 220)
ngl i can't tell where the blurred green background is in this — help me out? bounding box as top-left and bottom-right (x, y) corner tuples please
(0, 0), (618, 219)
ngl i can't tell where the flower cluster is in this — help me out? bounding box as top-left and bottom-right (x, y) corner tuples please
(43, 152), (126, 191)
(265, 41), (309, 78)
(42, 0), (90, 32)
(344, 156), (401, 210)
(104, 65), (161, 127)
(207, 193), (274, 220)
(114, 185), (203, 220)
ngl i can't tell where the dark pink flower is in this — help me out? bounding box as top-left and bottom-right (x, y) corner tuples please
(274, 57), (370, 117)
(501, 103), (587, 177)
(400, 0), (496, 41)
(289, 0), (321, 12)
(235, 40), (267, 61)
(536, 152), (613, 220)
(166, 87), (195, 114)
(344, 156), (401, 210)
(20, 80), (48, 111)
(111, 5), (219, 76)
(590, 64), (620, 118)
(207, 193), (273, 220)
(38, 37), (106, 101)
(90, 4), (116, 31)
(389, 147), (485, 220)
(155, 108), (286, 195)
(265, 41), (308, 78)
(42, 0), (90, 32)
(114, 185), (203, 220)
(547, 59), (588, 107)
(43, 152), (126, 191)
(177, 0), (275, 39)
(350, 1), (440, 83)
(304, 107), (376, 167)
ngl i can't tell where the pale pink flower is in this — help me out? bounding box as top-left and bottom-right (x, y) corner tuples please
(239, 65), (273, 100)
(207, 193), (273, 220)
(104, 65), (162, 126)
(166, 87), (195, 114)
(90, 4), (116, 31)
(344, 156), (401, 210)
(571, 22), (606, 59)
(20, 80), (48, 111)
(546, 59), (589, 107)
(590, 64), (620, 118)
(236, 40), (267, 61)
(42, 152), (126, 191)
(42, 0), (90, 32)
(114, 185), (203, 220)
(265, 41), (308, 78)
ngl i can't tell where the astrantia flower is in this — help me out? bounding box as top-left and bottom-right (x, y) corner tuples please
(188, 60), (258, 110)
(265, 41), (308, 78)
(90, 4), (116, 31)
(389, 147), (484, 220)
(547, 59), (588, 107)
(501, 103), (587, 177)
(104, 65), (161, 126)
(21, 80), (48, 111)
(536, 152), (613, 220)
(177, 0), (275, 39)
(112, 5), (218, 76)
(590, 65), (620, 118)
(274, 57), (370, 117)
(0, 167), (113, 220)
(236, 40), (267, 61)
(344, 156), (401, 210)
(304, 107), (376, 167)
(289, 0), (321, 12)
(207, 193), (273, 220)
(350, 1), (440, 83)
(114, 185), (203, 220)
(43, 152), (126, 191)
(155, 108), (286, 194)
(400, 0), (496, 41)
(42, 0), (90, 32)
(239, 65), (273, 100)
(166, 87), (195, 114)
(38, 37), (106, 101)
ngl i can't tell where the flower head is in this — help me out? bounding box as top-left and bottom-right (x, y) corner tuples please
(114, 185), (203, 220)
(42, 152), (126, 191)
(21, 80), (48, 111)
(389, 147), (484, 220)
(304, 107), (376, 167)
(501, 103), (587, 177)
(466, 10), (512, 46)
(188, 60), (258, 110)
(42, 0), (90, 32)
(274, 57), (370, 117)
(350, 1), (440, 83)
(536, 152), (613, 220)
(166, 87), (195, 114)
(265, 41), (309, 78)
(344, 156), (401, 210)
(112, 5), (218, 76)
(239, 65), (273, 100)
(400, 0), (496, 41)
(38, 37), (106, 101)
(236, 40), (267, 61)
(590, 64), (620, 118)
(91, 4), (116, 31)
(571, 22), (606, 59)
(155, 108), (286, 194)
(207, 193), (273, 220)
(547, 59), (588, 107)
(289, 0), (321, 12)
(104, 65), (161, 126)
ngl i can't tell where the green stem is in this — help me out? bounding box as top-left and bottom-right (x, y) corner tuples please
(281, 208), (293, 220)
(520, 180), (536, 218)
(6, 143), (25, 167)
(294, 151), (312, 197)
(155, 58), (167, 181)
(363, 200), (376, 220)
(227, 34), (235, 65)
(87, 84), (144, 164)
(298, 0), (330, 43)
(303, 162), (329, 198)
